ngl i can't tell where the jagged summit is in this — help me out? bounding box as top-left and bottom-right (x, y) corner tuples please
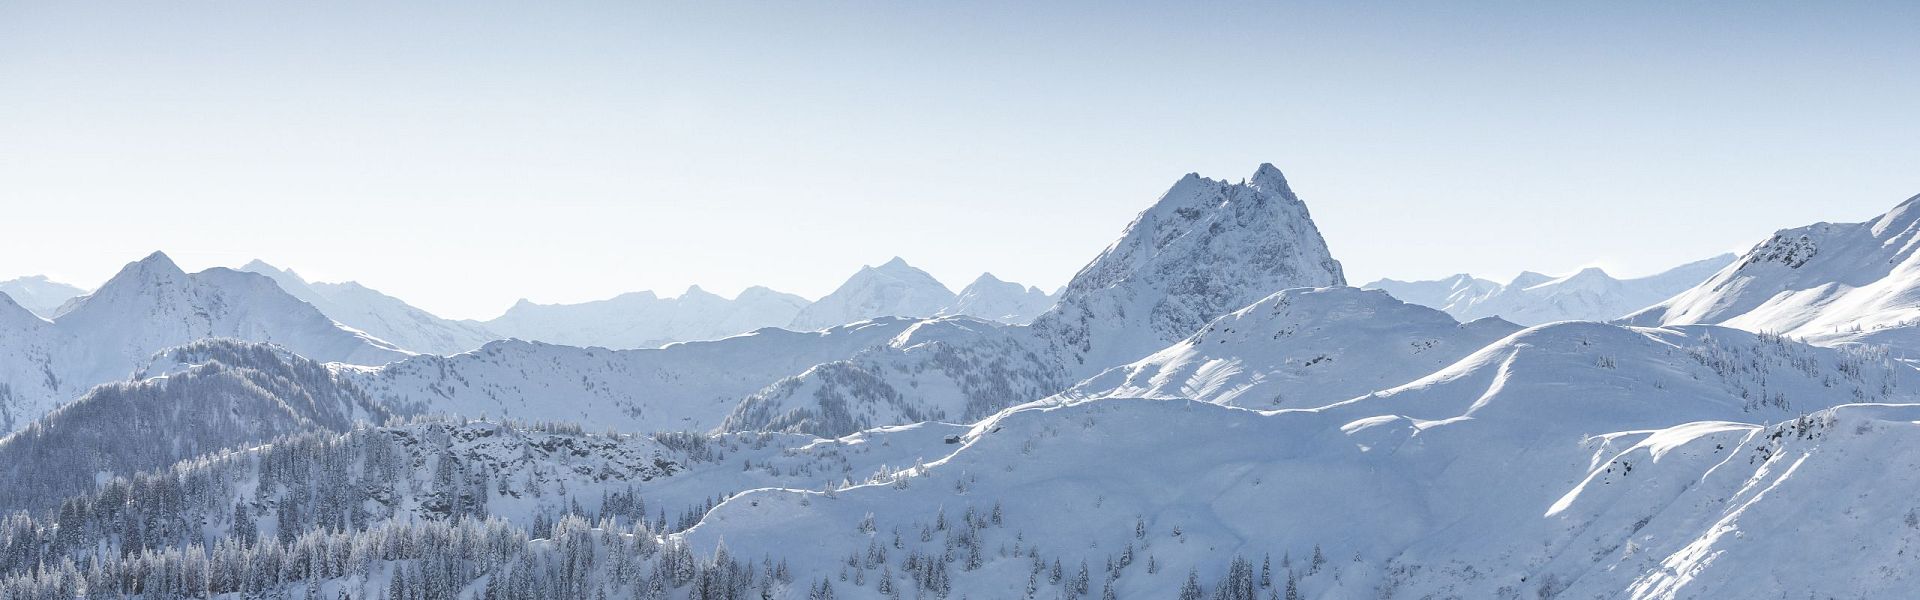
(1249, 161), (1293, 193)
(726, 163), (1351, 436)
(1032, 163), (1346, 374)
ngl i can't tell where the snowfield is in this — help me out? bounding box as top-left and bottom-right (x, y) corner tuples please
(1060, 286), (1522, 408)
(686, 320), (1920, 599)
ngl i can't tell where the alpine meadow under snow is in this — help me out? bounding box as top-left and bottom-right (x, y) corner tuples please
(6, 163), (1920, 600)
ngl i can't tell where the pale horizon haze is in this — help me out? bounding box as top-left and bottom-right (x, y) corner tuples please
(3, 2), (1916, 319)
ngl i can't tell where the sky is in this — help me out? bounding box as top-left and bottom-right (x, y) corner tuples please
(1, 2), (1916, 320)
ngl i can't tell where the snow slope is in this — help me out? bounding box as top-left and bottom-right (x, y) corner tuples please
(1366, 253), (1734, 325)
(0, 294), (63, 434)
(485, 285), (811, 350)
(939, 273), (1055, 325)
(242, 260), (502, 355)
(721, 317), (1066, 437)
(1627, 194), (1920, 351)
(788, 257), (956, 332)
(683, 321), (1920, 599)
(10, 319), (1917, 598)
(0, 275), (84, 318)
(1060, 286), (1522, 409)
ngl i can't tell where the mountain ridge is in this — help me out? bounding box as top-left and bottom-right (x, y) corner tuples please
(1626, 193), (1920, 351)
(1365, 252), (1735, 325)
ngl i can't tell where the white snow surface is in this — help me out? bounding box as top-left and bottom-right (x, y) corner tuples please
(1060, 286), (1522, 408)
(683, 321), (1920, 599)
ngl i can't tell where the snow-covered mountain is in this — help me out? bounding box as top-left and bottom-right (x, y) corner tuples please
(52, 252), (409, 380)
(788, 257), (957, 332)
(0, 252), (410, 435)
(1365, 253), (1734, 325)
(485, 285), (810, 350)
(1032, 164), (1347, 375)
(0, 275), (84, 318)
(1627, 194), (1920, 351)
(241, 260), (502, 355)
(938, 272), (1054, 325)
(1060, 286), (1522, 408)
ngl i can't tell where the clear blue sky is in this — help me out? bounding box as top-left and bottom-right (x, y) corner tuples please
(2, 1), (1915, 319)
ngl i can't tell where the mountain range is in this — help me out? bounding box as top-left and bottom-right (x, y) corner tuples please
(5, 256), (1055, 357)
(0, 252), (407, 433)
(1363, 253), (1735, 325)
(4, 165), (1920, 599)
(477, 258), (1055, 350)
